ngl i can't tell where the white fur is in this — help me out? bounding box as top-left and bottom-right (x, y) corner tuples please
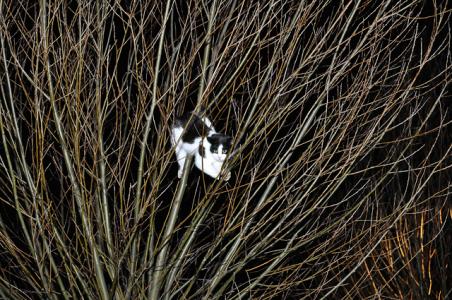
(194, 138), (230, 180)
(171, 126), (199, 178)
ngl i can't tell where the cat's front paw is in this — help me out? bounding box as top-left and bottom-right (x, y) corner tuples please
(178, 169), (183, 178)
(223, 171), (231, 181)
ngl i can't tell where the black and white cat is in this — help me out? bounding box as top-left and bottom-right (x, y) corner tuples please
(171, 112), (232, 180)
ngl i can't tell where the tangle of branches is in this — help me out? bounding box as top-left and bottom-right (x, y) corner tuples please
(0, 0), (451, 299)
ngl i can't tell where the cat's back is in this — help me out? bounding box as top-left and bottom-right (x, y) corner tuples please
(172, 112), (214, 145)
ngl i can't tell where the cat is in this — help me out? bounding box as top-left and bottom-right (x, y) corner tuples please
(171, 112), (232, 180)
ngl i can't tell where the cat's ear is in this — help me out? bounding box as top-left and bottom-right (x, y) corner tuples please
(207, 135), (217, 144)
(223, 136), (233, 146)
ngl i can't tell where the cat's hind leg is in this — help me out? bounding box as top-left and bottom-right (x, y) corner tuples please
(175, 147), (187, 178)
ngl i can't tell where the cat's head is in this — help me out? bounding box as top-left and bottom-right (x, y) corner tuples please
(207, 134), (232, 162)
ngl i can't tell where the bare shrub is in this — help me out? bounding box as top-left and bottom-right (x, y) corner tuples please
(0, 0), (450, 299)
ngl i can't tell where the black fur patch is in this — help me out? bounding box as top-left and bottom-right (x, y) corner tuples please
(207, 134), (232, 153)
(175, 112), (213, 144)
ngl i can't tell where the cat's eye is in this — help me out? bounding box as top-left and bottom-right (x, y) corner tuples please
(222, 150), (227, 154)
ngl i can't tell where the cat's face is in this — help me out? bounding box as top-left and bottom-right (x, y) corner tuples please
(207, 134), (232, 162)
